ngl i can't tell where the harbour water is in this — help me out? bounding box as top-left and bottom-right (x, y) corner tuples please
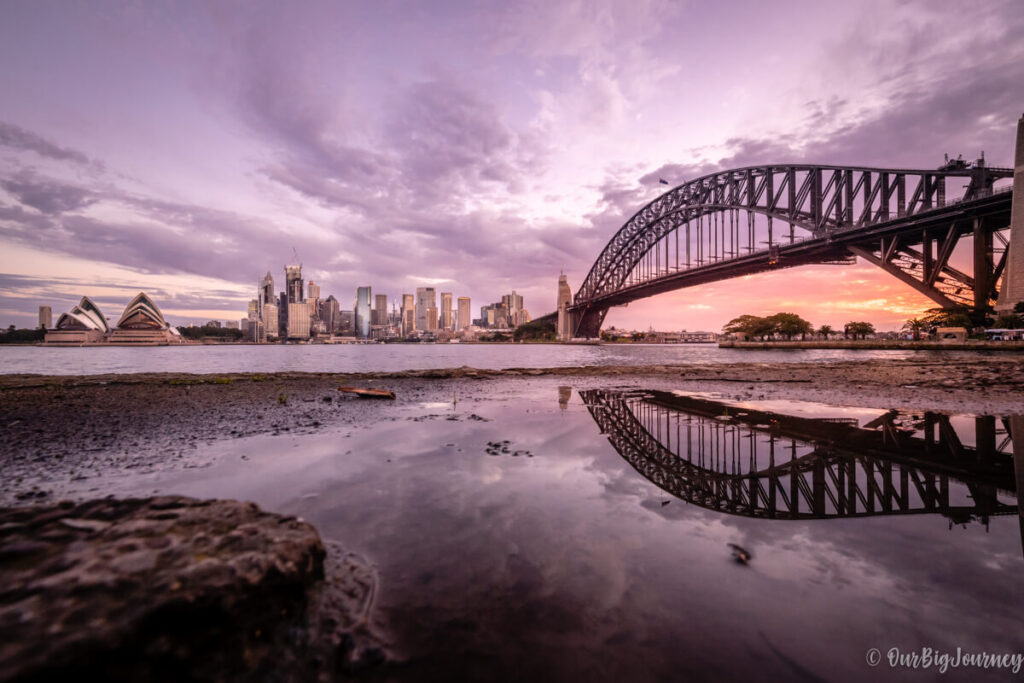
(47, 381), (1023, 681)
(0, 342), (997, 375)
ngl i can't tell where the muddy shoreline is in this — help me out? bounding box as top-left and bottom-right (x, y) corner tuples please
(2, 359), (1023, 505)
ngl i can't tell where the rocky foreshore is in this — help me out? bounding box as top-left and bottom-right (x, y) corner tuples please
(0, 496), (380, 682)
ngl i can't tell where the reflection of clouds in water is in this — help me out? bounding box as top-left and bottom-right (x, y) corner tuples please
(117, 388), (1024, 680)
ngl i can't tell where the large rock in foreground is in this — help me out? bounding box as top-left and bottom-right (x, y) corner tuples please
(0, 496), (327, 682)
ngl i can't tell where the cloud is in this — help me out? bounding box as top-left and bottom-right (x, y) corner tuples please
(0, 171), (96, 214)
(0, 121), (93, 165)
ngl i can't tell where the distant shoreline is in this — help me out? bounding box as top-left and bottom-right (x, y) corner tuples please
(719, 340), (1024, 351)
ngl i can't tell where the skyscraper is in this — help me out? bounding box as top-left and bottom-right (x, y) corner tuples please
(307, 281), (321, 320)
(373, 294), (388, 326)
(415, 287), (437, 332)
(321, 295), (340, 333)
(440, 292), (453, 330)
(401, 293), (414, 335)
(259, 272), (274, 315)
(262, 301), (278, 341)
(355, 286), (371, 338)
(287, 302), (310, 339)
(457, 297), (470, 330)
(38, 305), (52, 330)
(285, 264), (303, 303)
(247, 299), (258, 319)
(502, 291), (525, 327)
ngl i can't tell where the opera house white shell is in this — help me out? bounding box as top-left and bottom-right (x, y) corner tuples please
(108, 292), (183, 344)
(45, 292), (184, 345)
(45, 296), (109, 344)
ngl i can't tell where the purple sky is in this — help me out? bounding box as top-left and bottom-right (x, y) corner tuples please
(0, 0), (1021, 330)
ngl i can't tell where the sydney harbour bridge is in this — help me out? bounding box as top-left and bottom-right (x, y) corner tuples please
(553, 115), (1024, 338)
(579, 389), (1023, 541)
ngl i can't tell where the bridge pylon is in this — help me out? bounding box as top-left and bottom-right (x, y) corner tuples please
(996, 112), (1024, 313)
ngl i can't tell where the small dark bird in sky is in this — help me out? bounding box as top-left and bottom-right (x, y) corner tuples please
(661, 500), (670, 507)
(728, 543), (752, 565)
(659, 178), (669, 185)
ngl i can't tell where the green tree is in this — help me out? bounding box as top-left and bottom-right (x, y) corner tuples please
(994, 314), (1024, 329)
(902, 317), (927, 341)
(817, 325), (833, 339)
(723, 314), (775, 339)
(844, 321), (875, 339)
(766, 312), (813, 340)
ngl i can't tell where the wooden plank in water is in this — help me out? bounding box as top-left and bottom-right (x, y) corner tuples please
(338, 386), (396, 399)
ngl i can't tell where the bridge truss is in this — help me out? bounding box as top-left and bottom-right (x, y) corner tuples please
(569, 163), (1014, 337)
(580, 389), (1019, 524)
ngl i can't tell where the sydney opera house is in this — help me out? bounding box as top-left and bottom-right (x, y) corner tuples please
(45, 292), (183, 345)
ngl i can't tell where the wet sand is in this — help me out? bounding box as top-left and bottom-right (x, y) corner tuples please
(2, 357), (1023, 505)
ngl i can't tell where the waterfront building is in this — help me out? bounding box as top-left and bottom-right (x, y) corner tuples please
(415, 287), (437, 332)
(557, 273), (573, 341)
(373, 294), (388, 326)
(259, 272), (274, 315)
(261, 302), (278, 341)
(285, 264), (303, 304)
(287, 302), (310, 339)
(401, 294), (415, 335)
(247, 319), (263, 343)
(226, 320), (240, 330)
(321, 295), (340, 333)
(502, 291), (523, 315)
(338, 310), (355, 335)
(45, 296), (109, 344)
(38, 305), (52, 330)
(355, 286), (372, 338)
(278, 292), (289, 337)
(107, 292), (183, 344)
(307, 280), (321, 320)
(440, 292), (453, 330)
(457, 297), (470, 331)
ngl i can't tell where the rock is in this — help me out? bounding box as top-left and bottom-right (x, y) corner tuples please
(0, 496), (328, 682)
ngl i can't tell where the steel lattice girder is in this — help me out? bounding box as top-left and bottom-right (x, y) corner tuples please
(574, 163), (1012, 309)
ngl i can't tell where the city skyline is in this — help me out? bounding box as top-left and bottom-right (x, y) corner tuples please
(0, 1), (1022, 332)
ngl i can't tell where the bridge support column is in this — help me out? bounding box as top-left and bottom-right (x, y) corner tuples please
(974, 218), (993, 313)
(997, 112), (1024, 313)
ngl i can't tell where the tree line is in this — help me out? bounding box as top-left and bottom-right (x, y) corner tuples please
(722, 313), (875, 340)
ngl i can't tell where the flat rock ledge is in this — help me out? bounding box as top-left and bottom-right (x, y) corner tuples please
(0, 496), (355, 682)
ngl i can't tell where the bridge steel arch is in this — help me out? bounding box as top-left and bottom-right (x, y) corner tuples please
(569, 163), (1013, 338)
(580, 389), (1018, 523)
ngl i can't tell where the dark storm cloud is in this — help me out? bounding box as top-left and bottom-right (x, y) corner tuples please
(0, 121), (92, 165)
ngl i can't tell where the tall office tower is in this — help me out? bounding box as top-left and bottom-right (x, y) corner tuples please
(557, 273), (573, 341)
(38, 305), (52, 329)
(285, 264), (303, 303)
(415, 287), (436, 331)
(354, 286), (372, 338)
(261, 302), (278, 341)
(321, 295), (340, 333)
(373, 294), (388, 326)
(493, 303), (509, 328)
(339, 310), (355, 335)
(278, 292), (289, 337)
(440, 292), (453, 330)
(259, 272), (274, 314)
(307, 281), (321, 319)
(247, 299), (258, 319)
(401, 293), (415, 335)
(501, 291), (523, 314)
(287, 302), (310, 339)
(480, 304), (494, 327)
(457, 297), (470, 330)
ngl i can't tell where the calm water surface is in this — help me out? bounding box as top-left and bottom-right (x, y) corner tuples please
(64, 382), (1023, 681)
(0, 342), (997, 375)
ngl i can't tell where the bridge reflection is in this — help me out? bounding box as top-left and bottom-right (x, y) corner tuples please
(579, 389), (1021, 536)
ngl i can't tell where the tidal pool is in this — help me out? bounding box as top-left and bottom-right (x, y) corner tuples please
(63, 383), (1024, 681)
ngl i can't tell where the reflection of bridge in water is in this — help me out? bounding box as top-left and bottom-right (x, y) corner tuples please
(579, 389), (1021, 530)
